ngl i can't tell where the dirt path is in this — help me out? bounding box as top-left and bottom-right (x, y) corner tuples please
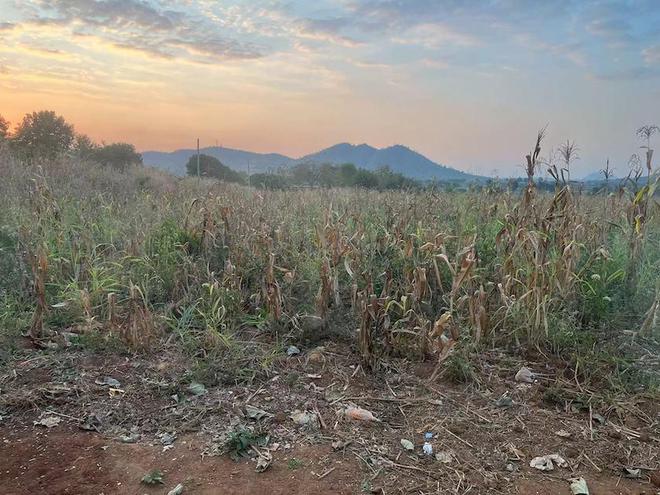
(0, 345), (657, 494)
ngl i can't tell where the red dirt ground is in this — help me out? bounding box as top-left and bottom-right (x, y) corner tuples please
(0, 345), (657, 494)
(1, 424), (655, 494)
(0, 427), (361, 495)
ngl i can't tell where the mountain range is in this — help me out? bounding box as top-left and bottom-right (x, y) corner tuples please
(142, 143), (479, 182)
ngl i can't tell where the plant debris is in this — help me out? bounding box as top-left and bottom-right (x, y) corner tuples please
(95, 376), (121, 388)
(187, 382), (207, 396)
(141, 469), (164, 485)
(33, 415), (61, 428)
(246, 405), (272, 421)
(400, 439), (414, 451)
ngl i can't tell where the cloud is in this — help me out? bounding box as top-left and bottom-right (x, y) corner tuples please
(22, 0), (266, 62)
(0, 22), (16, 31)
(168, 35), (264, 60)
(591, 65), (660, 81)
(296, 17), (361, 47)
(392, 23), (480, 49)
(643, 45), (660, 65)
(586, 17), (633, 45)
(33, 0), (183, 30)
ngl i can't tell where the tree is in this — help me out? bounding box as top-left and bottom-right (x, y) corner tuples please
(339, 163), (358, 186)
(73, 133), (99, 160)
(185, 154), (243, 184)
(0, 114), (9, 140)
(10, 110), (75, 161)
(354, 169), (378, 188)
(250, 173), (289, 189)
(94, 142), (142, 171)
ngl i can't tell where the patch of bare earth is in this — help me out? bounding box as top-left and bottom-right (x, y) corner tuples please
(0, 342), (658, 494)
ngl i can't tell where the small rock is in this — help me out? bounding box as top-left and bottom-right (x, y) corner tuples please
(286, 345), (300, 356)
(290, 410), (319, 428)
(555, 429), (572, 438)
(306, 348), (325, 366)
(565, 447), (580, 458)
(515, 366), (534, 383)
(159, 433), (176, 446)
(119, 432), (140, 443)
(434, 451), (453, 464)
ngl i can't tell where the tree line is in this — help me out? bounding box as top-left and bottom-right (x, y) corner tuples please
(0, 110), (142, 171)
(186, 154), (426, 190)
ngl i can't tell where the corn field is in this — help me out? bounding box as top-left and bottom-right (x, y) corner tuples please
(0, 141), (658, 376)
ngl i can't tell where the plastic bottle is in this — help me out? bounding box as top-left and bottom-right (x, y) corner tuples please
(422, 432), (433, 455)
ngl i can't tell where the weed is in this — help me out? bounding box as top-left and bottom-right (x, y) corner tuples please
(141, 469), (164, 485)
(287, 458), (303, 470)
(442, 349), (477, 384)
(225, 428), (269, 461)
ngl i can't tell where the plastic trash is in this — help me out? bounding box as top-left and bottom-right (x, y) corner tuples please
(344, 406), (379, 422)
(400, 439), (414, 451)
(569, 478), (589, 495)
(423, 432), (433, 455)
(530, 454), (568, 471)
(167, 483), (184, 495)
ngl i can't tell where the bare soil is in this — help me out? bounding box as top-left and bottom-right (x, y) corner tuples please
(0, 341), (658, 495)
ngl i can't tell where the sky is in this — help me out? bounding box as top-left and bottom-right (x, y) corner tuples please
(1, 0), (660, 177)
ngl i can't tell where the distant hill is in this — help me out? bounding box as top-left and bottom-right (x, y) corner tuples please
(142, 143), (480, 181)
(142, 147), (294, 176)
(297, 143), (476, 181)
(582, 170), (610, 181)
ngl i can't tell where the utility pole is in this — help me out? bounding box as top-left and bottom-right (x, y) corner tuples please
(196, 138), (200, 179)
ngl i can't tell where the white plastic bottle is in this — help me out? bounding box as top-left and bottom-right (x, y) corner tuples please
(423, 432), (433, 455)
